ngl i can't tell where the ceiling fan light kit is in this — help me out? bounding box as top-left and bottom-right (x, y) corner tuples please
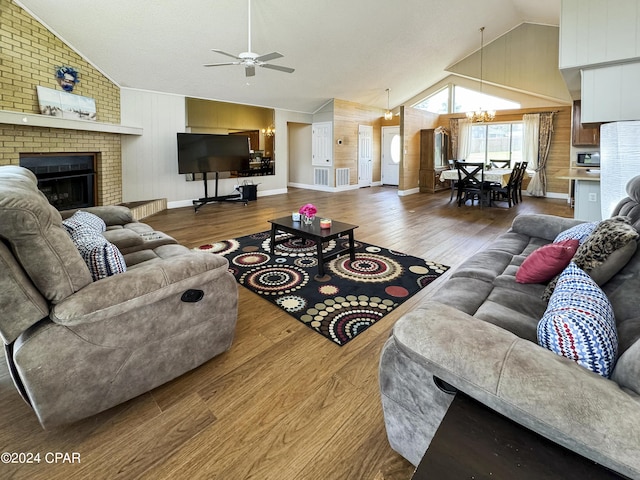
(204, 0), (294, 77)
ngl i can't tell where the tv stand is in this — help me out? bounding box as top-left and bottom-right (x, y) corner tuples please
(193, 172), (247, 212)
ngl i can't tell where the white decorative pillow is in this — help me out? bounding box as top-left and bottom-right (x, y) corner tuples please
(63, 210), (106, 234)
(554, 221), (598, 244)
(70, 227), (126, 281)
(537, 262), (618, 378)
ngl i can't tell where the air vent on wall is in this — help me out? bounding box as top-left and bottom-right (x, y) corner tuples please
(314, 168), (329, 186)
(336, 168), (350, 187)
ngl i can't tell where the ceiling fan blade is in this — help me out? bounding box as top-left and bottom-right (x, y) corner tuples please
(261, 63), (295, 74)
(211, 49), (242, 60)
(245, 65), (256, 77)
(203, 62), (241, 67)
(255, 52), (283, 62)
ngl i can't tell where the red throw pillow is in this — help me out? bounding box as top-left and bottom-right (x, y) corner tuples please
(516, 239), (580, 284)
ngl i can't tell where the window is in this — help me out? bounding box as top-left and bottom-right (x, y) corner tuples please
(453, 86), (520, 113)
(465, 122), (523, 166)
(413, 87), (449, 114)
(413, 85), (520, 115)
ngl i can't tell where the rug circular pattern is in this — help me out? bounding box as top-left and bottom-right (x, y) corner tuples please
(275, 295), (307, 312)
(262, 234), (337, 257)
(294, 257), (318, 269)
(318, 284), (340, 296)
(232, 252), (271, 267)
(385, 285), (410, 297)
(328, 253), (404, 283)
(195, 239), (240, 255)
(417, 274), (440, 288)
(240, 265), (309, 295)
(300, 294), (398, 346)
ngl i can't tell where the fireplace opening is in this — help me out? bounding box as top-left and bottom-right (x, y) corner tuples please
(19, 153), (96, 210)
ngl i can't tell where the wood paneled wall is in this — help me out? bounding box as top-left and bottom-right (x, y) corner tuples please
(333, 99), (389, 184)
(400, 106), (439, 191)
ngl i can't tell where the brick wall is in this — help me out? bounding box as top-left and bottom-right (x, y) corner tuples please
(0, 0), (123, 204)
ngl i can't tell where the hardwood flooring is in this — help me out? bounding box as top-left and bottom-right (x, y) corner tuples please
(0, 187), (572, 480)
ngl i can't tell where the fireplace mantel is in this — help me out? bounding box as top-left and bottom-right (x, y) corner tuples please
(0, 110), (143, 135)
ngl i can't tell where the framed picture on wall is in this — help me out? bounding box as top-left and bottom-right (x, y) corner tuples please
(36, 86), (96, 121)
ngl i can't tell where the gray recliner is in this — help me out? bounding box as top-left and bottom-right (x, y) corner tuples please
(0, 165), (238, 428)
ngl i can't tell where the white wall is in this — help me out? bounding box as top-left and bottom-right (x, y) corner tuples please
(288, 123), (313, 185)
(120, 88), (188, 204)
(121, 88), (308, 207)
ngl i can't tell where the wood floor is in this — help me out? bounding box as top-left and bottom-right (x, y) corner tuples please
(0, 187), (572, 480)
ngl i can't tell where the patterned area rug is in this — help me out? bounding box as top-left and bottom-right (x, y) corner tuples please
(196, 231), (449, 346)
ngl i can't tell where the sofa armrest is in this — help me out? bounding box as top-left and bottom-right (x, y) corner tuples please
(510, 214), (585, 242)
(60, 205), (135, 226)
(51, 252), (230, 325)
(393, 301), (640, 479)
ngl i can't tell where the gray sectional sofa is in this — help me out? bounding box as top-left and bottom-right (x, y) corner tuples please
(0, 165), (238, 428)
(380, 175), (640, 479)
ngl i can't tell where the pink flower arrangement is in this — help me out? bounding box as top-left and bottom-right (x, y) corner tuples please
(299, 203), (317, 217)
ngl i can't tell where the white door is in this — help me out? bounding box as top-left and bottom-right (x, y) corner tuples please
(358, 125), (373, 187)
(382, 126), (400, 186)
(312, 121), (333, 166)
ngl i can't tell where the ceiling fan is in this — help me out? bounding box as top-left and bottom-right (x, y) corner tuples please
(203, 0), (295, 77)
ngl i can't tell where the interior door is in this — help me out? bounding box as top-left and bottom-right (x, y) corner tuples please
(358, 125), (373, 187)
(382, 126), (400, 186)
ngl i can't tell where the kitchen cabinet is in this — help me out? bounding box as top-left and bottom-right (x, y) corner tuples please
(572, 101), (600, 147)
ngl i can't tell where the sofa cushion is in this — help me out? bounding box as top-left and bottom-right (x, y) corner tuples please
(543, 216), (639, 300)
(70, 227), (126, 281)
(62, 210), (106, 234)
(537, 262), (618, 378)
(554, 221), (598, 244)
(516, 239), (579, 284)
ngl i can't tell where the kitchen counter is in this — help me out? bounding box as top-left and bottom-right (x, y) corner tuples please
(557, 168), (601, 222)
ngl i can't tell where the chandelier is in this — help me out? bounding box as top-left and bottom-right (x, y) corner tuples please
(262, 125), (275, 137)
(466, 27), (495, 123)
(384, 88), (393, 120)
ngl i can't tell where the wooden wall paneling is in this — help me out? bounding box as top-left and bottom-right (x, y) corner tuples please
(333, 99), (387, 185)
(400, 106), (440, 191)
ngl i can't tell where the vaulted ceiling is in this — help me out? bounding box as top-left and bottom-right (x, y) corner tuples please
(15, 0), (561, 114)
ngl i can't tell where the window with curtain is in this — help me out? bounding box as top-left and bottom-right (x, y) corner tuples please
(464, 122), (523, 165)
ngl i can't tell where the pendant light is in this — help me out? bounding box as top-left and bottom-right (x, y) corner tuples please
(466, 27), (495, 123)
(384, 88), (393, 120)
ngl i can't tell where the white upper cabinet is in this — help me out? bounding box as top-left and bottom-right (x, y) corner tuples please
(560, 0), (640, 69)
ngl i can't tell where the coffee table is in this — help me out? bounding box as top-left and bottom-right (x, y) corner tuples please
(412, 393), (624, 480)
(268, 216), (358, 278)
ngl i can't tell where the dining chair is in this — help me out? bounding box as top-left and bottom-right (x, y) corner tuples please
(456, 162), (493, 207)
(516, 161), (528, 202)
(491, 162), (521, 208)
(447, 159), (460, 202)
(490, 159), (511, 169)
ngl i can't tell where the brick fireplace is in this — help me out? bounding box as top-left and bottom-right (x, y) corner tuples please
(0, 124), (122, 205)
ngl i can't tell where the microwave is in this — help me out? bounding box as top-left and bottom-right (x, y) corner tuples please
(576, 152), (600, 167)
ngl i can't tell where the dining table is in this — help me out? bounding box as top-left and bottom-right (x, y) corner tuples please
(439, 167), (531, 187)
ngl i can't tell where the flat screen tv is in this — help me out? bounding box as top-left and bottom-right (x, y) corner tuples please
(177, 133), (250, 174)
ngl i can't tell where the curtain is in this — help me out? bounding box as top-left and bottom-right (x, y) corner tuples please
(523, 112), (554, 197)
(457, 119), (472, 161)
(449, 118), (459, 160)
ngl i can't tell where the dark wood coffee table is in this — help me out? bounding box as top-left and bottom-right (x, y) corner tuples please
(412, 393), (625, 480)
(268, 216), (358, 278)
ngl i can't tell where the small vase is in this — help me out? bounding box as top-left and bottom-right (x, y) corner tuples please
(302, 214), (314, 225)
